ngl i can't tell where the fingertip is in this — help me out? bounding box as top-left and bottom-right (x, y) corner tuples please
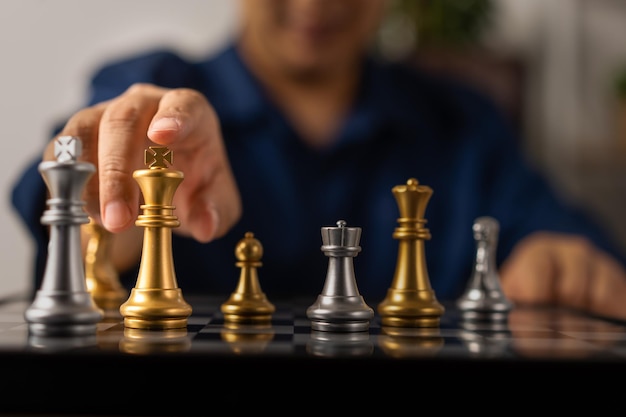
(149, 117), (180, 132)
(189, 201), (219, 243)
(148, 117), (181, 143)
(103, 200), (134, 232)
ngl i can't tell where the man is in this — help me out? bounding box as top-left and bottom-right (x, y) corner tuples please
(12, 0), (626, 319)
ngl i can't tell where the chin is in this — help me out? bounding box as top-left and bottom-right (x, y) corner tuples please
(281, 50), (344, 77)
(283, 62), (333, 81)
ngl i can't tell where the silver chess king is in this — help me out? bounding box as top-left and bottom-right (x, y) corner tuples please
(24, 136), (103, 336)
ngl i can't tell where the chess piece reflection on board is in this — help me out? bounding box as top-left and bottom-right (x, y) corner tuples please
(24, 136), (104, 337)
(306, 220), (374, 332)
(377, 178), (445, 328)
(377, 326), (444, 358)
(83, 218), (128, 313)
(119, 327), (191, 354)
(220, 323), (275, 355)
(27, 333), (98, 352)
(220, 232), (275, 325)
(456, 216), (513, 322)
(119, 146), (192, 330)
(307, 330), (373, 358)
(457, 328), (512, 358)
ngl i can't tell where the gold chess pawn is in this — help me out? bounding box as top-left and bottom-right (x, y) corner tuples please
(119, 146), (192, 330)
(220, 232), (275, 324)
(377, 178), (445, 327)
(83, 218), (128, 312)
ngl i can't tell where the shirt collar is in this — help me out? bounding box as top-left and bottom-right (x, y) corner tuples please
(336, 56), (433, 149)
(197, 43), (268, 125)
(201, 43), (431, 143)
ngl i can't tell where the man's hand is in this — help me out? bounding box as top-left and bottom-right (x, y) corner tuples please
(44, 83), (242, 242)
(500, 231), (626, 321)
(44, 83), (242, 272)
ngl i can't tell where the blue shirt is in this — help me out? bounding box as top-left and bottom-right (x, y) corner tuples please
(11, 44), (625, 304)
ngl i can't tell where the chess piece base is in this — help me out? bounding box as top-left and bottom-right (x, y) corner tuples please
(24, 291), (103, 336)
(459, 310), (510, 322)
(220, 291), (275, 325)
(459, 319), (510, 332)
(456, 290), (513, 320)
(310, 320), (371, 332)
(222, 313), (273, 325)
(377, 289), (445, 328)
(120, 288), (192, 330)
(123, 317), (188, 330)
(380, 316), (440, 328)
(28, 322), (99, 337)
(307, 295), (374, 332)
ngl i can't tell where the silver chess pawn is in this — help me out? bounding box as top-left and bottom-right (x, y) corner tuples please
(24, 136), (104, 336)
(456, 216), (513, 322)
(306, 220), (374, 332)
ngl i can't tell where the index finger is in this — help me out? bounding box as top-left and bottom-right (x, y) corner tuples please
(98, 83), (167, 232)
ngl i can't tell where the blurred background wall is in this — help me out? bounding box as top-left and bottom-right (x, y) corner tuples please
(2, 0), (626, 298)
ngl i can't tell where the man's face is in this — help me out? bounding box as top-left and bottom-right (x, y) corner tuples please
(238, 0), (388, 76)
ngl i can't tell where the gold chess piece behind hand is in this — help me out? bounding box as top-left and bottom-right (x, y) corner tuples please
(83, 218), (128, 312)
(119, 146), (192, 330)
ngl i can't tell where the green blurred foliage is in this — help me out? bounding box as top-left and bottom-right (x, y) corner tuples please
(616, 68), (626, 99)
(390, 0), (494, 46)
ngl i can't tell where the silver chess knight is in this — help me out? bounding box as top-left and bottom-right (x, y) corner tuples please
(456, 216), (513, 321)
(306, 220), (374, 332)
(24, 136), (103, 336)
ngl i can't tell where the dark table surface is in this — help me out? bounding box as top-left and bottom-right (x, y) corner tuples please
(2, 293), (626, 416)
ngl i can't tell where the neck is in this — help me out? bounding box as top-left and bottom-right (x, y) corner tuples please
(237, 38), (362, 149)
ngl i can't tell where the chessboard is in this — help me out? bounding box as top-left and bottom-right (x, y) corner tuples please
(1, 294), (626, 416)
(4, 294), (626, 359)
